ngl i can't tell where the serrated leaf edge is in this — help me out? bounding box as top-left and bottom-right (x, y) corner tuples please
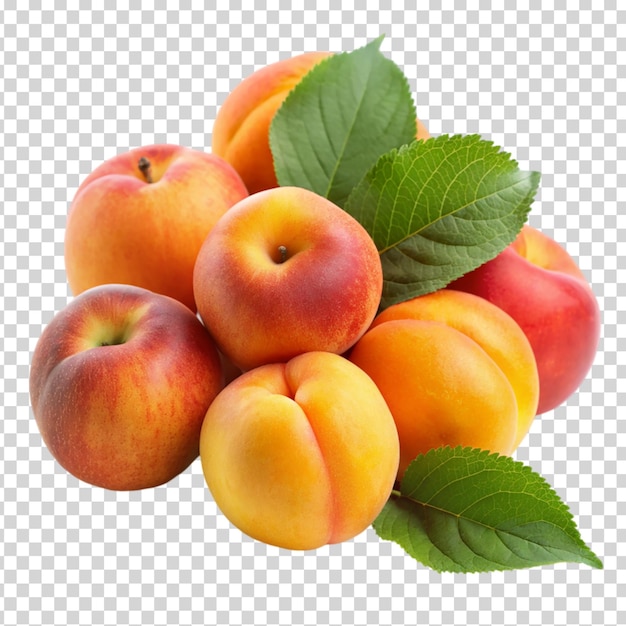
(347, 134), (538, 254)
(270, 35), (417, 206)
(373, 446), (603, 573)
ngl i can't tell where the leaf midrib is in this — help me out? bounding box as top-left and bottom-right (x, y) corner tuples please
(322, 61), (377, 200)
(389, 488), (580, 552)
(377, 139), (487, 247)
(377, 171), (536, 255)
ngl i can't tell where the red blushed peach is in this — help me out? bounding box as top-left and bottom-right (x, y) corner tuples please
(193, 186), (383, 371)
(29, 284), (224, 491)
(199, 351), (399, 550)
(449, 225), (601, 414)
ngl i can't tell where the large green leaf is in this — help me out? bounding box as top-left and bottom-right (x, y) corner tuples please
(373, 447), (603, 573)
(269, 36), (417, 207)
(344, 134), (541, 310)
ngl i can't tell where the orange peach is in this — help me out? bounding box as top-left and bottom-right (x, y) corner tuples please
(65, 144), (248, 311)
(212, 51), (331, 194)
(199, 351), (400, 550)
(212, 51), (432, 193)
(193, 186), (383, 371)
(349, 290), (540, 478)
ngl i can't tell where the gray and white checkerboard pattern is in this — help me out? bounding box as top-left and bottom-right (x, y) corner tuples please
(2, 3), (624, 625)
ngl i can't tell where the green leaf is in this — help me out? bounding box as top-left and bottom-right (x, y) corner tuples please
(269, 36), (417, 208)
(373, 446), (603, 573)
(343, 134), (541, 310)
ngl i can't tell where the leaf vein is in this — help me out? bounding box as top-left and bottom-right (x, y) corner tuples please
(378, 172), (536, 255)
(323, 64), (375, 199)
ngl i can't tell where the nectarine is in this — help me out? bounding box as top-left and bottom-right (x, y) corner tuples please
(29, 284), (224, 491)
(449, 225), (601, 414)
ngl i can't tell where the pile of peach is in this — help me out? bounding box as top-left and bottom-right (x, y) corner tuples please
(29, 52), (600, 551)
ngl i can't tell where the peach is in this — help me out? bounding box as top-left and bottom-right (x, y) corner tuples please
(449, 225), (601, 414)
(212, 51), (331, 194)
(416, 116), (430, 141)
(199, 351), (400, 550)
(193, 186), (383, 371)
(349, 289), (540, 478)
(212, 50), (431, 193)
(29, 284), (224, 491)
(64, 144), (248, 311)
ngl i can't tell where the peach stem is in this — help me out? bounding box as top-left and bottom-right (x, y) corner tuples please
(138, 157), (153, 183)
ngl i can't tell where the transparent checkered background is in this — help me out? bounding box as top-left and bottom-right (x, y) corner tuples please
(1, 2), (624, 625)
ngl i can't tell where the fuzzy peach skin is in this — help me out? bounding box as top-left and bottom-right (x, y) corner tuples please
(64, 144), (248, 311)
(212, 51), (332, 194)
(199, 351), (400, 550)
(212, 51), (431, 193)
(193, 186), (383, 371)
(29, 284), (224, 491)
(349, 294), (534, 477)
(369, 289), (540, 451)
(448, 225), (601, 414)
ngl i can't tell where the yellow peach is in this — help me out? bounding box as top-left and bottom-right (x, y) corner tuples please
(199, 351), (400, 550)
(213, 49), (433, 193)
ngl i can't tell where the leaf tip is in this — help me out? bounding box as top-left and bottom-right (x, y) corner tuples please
(371, 34), (386, 48)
